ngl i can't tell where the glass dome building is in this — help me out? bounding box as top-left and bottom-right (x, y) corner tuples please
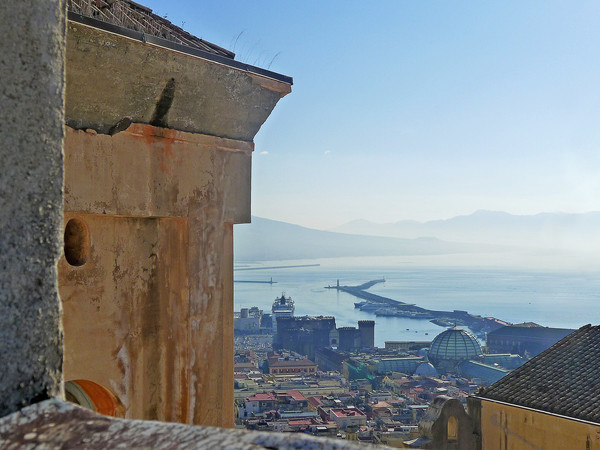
(415, 361), (439, 377)
(428, 326), (483, 368)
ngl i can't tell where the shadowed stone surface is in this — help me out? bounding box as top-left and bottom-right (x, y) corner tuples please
(0, 0), (66, 416)
(65, 21), (291, 140)
(59, 124), (254, 425)
(405, 395), (474, 449)
(0, 399), (373, 449)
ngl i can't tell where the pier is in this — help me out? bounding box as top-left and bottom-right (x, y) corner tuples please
(234, 277), (277, 284)
(327, 279), (509, 335)
(326, 278), (411, 306)
(235, 264), (320, 271)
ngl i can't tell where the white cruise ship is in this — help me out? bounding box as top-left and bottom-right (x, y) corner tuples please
(272, 293), (295, 336)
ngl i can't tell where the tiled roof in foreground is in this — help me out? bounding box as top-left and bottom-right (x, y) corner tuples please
(480, 324), (600, 423)
(67, 0), (234, 58)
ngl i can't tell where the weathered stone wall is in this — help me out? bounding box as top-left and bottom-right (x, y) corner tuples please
(276, 317), (337, 360)
(466, 397), (482, 450)
(407, 395), (475, 449)
(58, 12), (291, 425)
(0, 398), (374, 449)
(0, 0), (66, 416)
(60, 124), (254, 426)
(61, 213), (190, 421)
(65, 21), (290, 141)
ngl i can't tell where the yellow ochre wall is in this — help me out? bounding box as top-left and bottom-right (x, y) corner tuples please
(480, 400), (600, 450)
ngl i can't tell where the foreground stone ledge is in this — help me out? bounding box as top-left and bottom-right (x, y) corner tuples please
(0, 399), (375, 449)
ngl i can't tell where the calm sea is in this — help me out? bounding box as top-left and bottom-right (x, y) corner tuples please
(234, 256), (600, 347)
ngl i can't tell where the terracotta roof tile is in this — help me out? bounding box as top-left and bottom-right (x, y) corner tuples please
(67, 0), (234, 58)
(286, 390), (308, 402)
(246, 393), (276, 402)
(307, 396), (324, 408)
(270, 359), (316, 368)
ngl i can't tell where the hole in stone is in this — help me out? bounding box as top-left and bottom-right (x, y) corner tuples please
(64, 218), (90, 266)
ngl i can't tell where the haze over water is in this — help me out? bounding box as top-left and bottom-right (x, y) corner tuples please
(234, 256), (600, 347)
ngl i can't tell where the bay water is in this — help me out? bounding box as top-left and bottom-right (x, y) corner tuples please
(234, 256), (600, 348)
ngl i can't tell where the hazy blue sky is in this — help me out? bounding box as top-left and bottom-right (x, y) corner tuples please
(144, 1), (600, 229)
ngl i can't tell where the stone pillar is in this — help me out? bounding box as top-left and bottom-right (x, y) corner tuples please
(188, 213), (234, 427)
(221, 223), (235, 426)
(0, 0), (66, 416)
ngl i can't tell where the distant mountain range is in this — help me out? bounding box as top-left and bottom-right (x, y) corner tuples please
(331, 210), (600, 251)
(234, 216), (504, 262)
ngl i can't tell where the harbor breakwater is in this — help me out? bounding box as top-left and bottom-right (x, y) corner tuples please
(326, 279), (509, 336)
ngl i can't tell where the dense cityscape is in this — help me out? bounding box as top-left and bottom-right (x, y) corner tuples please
(233, 289), (574, 446)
